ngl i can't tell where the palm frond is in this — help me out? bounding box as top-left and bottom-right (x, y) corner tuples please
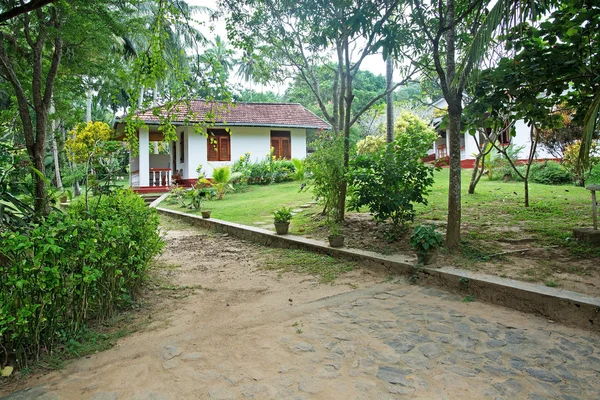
(579, 89), (600, 167)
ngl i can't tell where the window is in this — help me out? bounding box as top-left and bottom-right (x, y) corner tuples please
(270, 131), (291, 159)
(207, 129), (231, 161)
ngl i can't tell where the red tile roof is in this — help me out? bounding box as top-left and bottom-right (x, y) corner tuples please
(132, 100), (331, 130)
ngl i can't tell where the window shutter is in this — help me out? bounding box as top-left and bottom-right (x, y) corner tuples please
(207, 136), (218, 161)
(271, 138), (280, 158)
(282, 138), (291, 159)
(219, 136), (230, 161)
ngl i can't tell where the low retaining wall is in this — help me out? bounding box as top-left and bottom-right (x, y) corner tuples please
(156, 207), (600, 332)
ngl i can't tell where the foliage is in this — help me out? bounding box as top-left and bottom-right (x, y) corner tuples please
(233, 151), (296, 185)
(225, 0), (416, 221)
(563, 141), (600, 186)
(186, 184), (216, 210)
(291, 158), (305, 182)
(273, 206), (293, 223)
(410, 224), (444, 254)
(538, 112), (584, 159)
(0, 190), (163, 367)
(65, 122), (112, 164)
(200, 165), (242, 200)
(528, 162), (573, 185)
(305, 132), (345, 221)
(485, 144), (525, 181)
(0, 142), (37, 231)
(65, 121), (124, 210)
(348, 115), (438, 238)
(356, 135), (385, 156)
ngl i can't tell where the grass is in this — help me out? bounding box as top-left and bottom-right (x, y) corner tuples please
(162, 181), (317, 234)
(415, 168), (600, 256)
(160, 169), (600, 275)
(259, 248), (355, 283)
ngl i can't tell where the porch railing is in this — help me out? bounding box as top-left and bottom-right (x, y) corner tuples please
(150, 168), (172, 187)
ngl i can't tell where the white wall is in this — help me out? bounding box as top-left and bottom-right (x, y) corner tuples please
(180, 126), (307, 178)
(149, 154), (170, 169)
(512, 120), (555, 160)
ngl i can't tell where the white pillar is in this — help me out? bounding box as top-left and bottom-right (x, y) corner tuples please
(445, 131), (450, 156)
(139, 127), (150, 187)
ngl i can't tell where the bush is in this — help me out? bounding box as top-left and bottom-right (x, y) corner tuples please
(562, 140), (600, 186)
(232, 151), (296, 185)
(529, 161), (573, 185)
(0, 190), (164, 367)
(305, 132), (345, 220)
(348, 113), (438, 239)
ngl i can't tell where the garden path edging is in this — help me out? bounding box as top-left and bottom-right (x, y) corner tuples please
(155, 207), (600, 332)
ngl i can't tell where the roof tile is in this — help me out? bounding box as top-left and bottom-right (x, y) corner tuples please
(135, 100), (331, 130)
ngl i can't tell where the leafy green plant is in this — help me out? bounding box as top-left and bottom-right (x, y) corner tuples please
(529, 161), (572, 185)
(410, 224), (444, 254)
(305, 132), (346, 221)
(348, 113), (438, 238)
(200, 165), (242, 200)
(0, 190), (164, 367)
(328, 221), (342, 236)
(291, 158), (305, 182)
(563, 140), (600, 186)
(273, 206), (293, 223)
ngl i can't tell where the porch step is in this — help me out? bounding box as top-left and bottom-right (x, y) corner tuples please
(140, 194), (162, 205)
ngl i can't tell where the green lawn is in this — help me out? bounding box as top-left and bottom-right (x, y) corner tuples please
(161, 170), (599, 256)
(159, 170), (600, 292)
(416, 168), (596, 247)
(161, 181), (317, 234)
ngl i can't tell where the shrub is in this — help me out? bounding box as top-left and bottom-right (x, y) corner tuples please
(529, 161), (572, 185)
(348, 113), (438, 239)
(232, 151), (296, 185)
(305, 132), (345, 220)
(356, 135), (385, 155)
(0, 190), (164, 367)
(562, 140), (600, 186)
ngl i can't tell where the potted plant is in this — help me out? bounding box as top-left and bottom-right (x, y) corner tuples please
(410, 224), (443, 265)
(327, 222), (345, 247)
(273, 206), (293, 234)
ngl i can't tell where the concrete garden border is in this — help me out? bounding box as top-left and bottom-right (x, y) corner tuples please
(155, 206), (600, 332)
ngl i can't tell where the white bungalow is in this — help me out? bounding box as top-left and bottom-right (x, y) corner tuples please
(114, 101), (331, 192)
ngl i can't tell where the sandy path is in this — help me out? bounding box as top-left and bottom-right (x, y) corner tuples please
(1, 223), (599, 399)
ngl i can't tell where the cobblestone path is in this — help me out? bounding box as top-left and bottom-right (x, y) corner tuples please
(2, 227), (599, 399)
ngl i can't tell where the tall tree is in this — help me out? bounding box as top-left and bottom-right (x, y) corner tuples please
(398, 0), (550, 247)
(223, 0), (417, 220)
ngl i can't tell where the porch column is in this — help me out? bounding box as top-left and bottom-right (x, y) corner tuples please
(139, 127), (150, 187)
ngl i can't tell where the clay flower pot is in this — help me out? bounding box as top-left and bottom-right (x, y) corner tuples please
(328, 234), (345, 248)
(201, 210), (212, 219)
(274, 222), (290, 235)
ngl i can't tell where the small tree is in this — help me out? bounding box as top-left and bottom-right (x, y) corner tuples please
(348, 112), (438, 239)
(305, 132), (345, 219)
(65, 121), (115, 211)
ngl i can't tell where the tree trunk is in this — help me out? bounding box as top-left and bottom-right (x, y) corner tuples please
(86, 89), (92, 123)
(50, 101), (62, 190)
(386, 57), (394, 143)
(337, 37), (353, 222)
(468, 154), (483, 194)
(446, 102), (462, 248)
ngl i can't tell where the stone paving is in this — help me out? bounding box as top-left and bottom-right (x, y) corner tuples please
(3, 285), (600, 399)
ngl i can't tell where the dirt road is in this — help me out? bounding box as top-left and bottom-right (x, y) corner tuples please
(2, 220), (599, 399)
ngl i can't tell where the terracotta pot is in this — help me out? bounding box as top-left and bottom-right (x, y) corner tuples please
(416, 249), (438, 265)
(274, 222), (290, 235)
(328, 234), (345, 248)
(201, 210), (212, 219)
